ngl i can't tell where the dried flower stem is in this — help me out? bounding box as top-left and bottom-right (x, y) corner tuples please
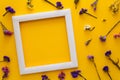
(44, 0), (56, 7)
(0, 21), (7, 30)
(85, 13), (97, 19)
(93, 62), (101, 80)
(106, 20), (120, 37)
(108, 57), (120, 70)
(106, 72), (112, 80)
(78, 74), (87, 80)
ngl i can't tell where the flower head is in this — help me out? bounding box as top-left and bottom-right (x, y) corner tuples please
(99, 35), (106, 42)
(3, 56), (10, 62)
(2, 67), (9, 79)
(71, 70), (81, 78)
(79, 8), (87, 15)
(58, 72), (65, 80)
(0, 21), (13, 36)
(103, 66), (109, 72)
(105, 50), (111, 57)
(3, 29), (13, 35)
(56, 2), (63, 9)
(3, 6), (15, 16)
(41, 75), (49, 80)
(87, 55), (94, 61)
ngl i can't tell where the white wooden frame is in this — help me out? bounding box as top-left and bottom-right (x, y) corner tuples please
(12, 9), (78, 75)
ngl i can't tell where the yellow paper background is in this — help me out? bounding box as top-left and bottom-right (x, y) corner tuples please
(0, 0), (120, 80)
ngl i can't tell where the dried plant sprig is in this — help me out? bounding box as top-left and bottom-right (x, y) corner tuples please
(99, 20), (120, 42)
(105, 50), (120, 70)
(84, 25), (95, 31)
(87, 55), (101, 80)
(79, 8), (97, 19)
(103, 66), (112, 80)
(71, 70), (87, 80)
(27, 0), (34, 9)
(44, 0), (63, 9)
(109, 0), (120, 13)
(85, 39), (92, 46)
(74, 0), (79, 9)
(0, 21), (13, 36)
(91, 0), (98, 11)
(3, 6), (15, 16)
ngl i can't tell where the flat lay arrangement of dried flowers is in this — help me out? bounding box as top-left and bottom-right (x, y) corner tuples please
(105, 50), (120, 70)
(71, 70), (87, 80)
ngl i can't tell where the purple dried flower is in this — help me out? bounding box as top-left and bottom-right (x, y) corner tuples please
(58, 72), (65, 80)
(2, 67), (9, 79)
(87, 55), (101, 80)
(99, 20), (120, 42)
(87, 55), (94, 61)
(105, 50), (111, 57)
(2, 56), (10, 62)
(79, 8), (97, 19)
(91, 0), (98, 11)
(3, 6), (15, 16)
(99, 36), (106, 42)
(103, 66), (109, 72)
(0, 21), (13, 36)
(71, 70), (87, 80)
(41, 75), (49, 80)
(103, 66), (112, 80)
(56, 2), (63, 9)
(44, 0), (63, 9)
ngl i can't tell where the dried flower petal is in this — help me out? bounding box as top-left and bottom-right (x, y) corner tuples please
(74, 0), (79, 9)
(71, 70), (81, 78)
(3, 56), (10, 62)
(99, 36), (106, 42)
(56, 2), (63, 9)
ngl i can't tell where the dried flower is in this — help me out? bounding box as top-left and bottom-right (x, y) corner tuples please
(99, 20), (120, 42)
(79, 8), (97, 19)
(87, 55), (101, 80)
(113, 33), (120, 38)
(58, 72), (65, 80)
(3, 6), (15, 16)
(74, 0), (79, 9)
(0, 21), (13, 36)
(85, 39), (92, 46)
(109, 0), (120, 13)
(2, 66), (9, 80)
(84, 25), (95, 31)
(91, 0), (98, 11)
(105, 50), (120, 70)
(103, 66), (112, 80)
(71, 70), (87, 80)
(44, 0), (63, 9)
(27, 0), (34, 9)
(0, 56), (10, 62)
(41, 75), (49, 80)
